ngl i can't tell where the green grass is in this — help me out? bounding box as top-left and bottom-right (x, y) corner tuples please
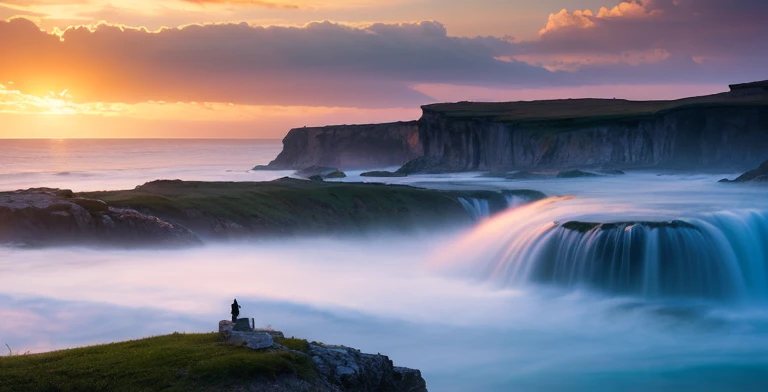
(0, 333), (315, 392)
(274, 338), (311, 353)
(422, 93), (768, 128)
(77, 178), (477, 236)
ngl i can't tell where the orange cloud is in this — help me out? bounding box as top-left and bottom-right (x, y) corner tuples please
(512, 0), (768, 75)
(540, 1), (654, 35)
(0, 17), (556, 108)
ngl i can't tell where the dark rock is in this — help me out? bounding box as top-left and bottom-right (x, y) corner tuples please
(70, 197), (109, 214)
(416, 97), (768, 172)
(233, 318), (252, 332)
(265, 122), (422, 170)
(718, 178), (732, 183)
(360, 171), (407, 178)
(310, 343), (428, 392)
(217, 321), (429, 391)
(296, 166), (346, 180)
(252, 165), (273, 171)
(599, 169), (626, 175)
(0, 188), (199, 247)
(562, 220), (696, 233)
(556, 170), (600, 178)
(505, 171), (550, 180)
(393, 367), (428, 392)
(727, 160), (768, 182)
(395, 156), (447, 175)
(253, 329), (285, 339)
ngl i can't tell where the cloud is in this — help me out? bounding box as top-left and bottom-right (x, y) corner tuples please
(0, 17), (555, 108)
(2, 0), (766, 111)
(513, 0), (768, 75)
(180, 0), (300, 9)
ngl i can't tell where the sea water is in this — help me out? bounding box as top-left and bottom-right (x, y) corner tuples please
(1, 139), (768, 391)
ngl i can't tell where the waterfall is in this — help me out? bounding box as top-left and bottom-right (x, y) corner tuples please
(458, 197), (491, 220)
(459, 194), (536, 220)
(438, 197), (768, 303)
(504, 195), (530, 209)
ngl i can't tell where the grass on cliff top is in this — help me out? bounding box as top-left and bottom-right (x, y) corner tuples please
(77, 178), (472, 233)
(422, 93), (768, 125)
(0, 333), (315, 392)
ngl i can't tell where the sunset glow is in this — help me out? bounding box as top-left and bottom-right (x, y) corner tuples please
(1, 0), (766, 137)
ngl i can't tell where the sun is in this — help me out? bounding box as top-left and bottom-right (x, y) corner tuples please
(41, 90), (77, 115)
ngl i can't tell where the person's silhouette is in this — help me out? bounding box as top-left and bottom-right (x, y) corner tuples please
(231, 299), (241, 322)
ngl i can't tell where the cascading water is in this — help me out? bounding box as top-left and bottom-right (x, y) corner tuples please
(438, 197), (768, 303)
(458, 197), (491, 220)
(504, 195), (531, 209)
(458, 194), (535, 220)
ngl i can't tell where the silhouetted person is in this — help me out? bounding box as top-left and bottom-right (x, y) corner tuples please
(231, 299), (241, 322)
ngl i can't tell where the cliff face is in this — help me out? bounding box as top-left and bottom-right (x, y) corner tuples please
(266, 121), (422, 170)
(417, 103), (768, 172)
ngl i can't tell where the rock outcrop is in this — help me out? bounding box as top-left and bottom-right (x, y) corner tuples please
(0, 179), (541, 247)
(0, 188), (199, 247)
(295, 166), (347, 180)
(218, 320), (428, 392)
(721, 159), (768, 182)
(263, 121), (422, 170)
(359, 171), (406, 178)
(412, 95), (768, 173)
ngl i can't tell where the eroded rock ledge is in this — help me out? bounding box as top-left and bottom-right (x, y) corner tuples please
(219, 320), (428, 392)
(0, 179), (545, 247)
(0, 187), (199, 247)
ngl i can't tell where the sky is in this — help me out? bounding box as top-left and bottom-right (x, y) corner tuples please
(0, 0), (766, 138)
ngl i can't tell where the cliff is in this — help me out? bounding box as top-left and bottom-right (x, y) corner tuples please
(414, 93), (768, 172)
(264, 121), (422, 170)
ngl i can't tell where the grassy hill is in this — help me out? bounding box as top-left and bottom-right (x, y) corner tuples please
(77, 178), (523, 238)
(0, 333), (315, 392)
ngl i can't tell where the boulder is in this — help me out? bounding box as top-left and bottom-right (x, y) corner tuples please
(233, 318), (252, 332)
(219, 320), (274, 350)
(228, 331), (275, 350)
(296, 166), (347, 180)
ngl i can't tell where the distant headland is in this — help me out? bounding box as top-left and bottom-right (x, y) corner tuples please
(259, 80), (768, 174)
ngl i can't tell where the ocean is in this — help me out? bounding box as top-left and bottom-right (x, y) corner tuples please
(1, 139), (768, 391)
(0, 139), (286, 192)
